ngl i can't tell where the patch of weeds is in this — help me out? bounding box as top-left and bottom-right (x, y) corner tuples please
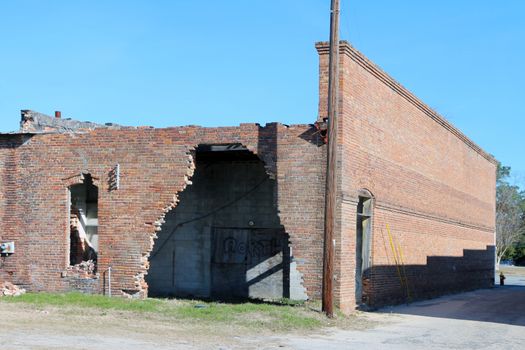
(1, 293), (345, 332)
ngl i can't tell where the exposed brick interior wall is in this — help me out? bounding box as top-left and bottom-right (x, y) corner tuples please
(0, 124), (326, 298)
(317, 42), (496, 312)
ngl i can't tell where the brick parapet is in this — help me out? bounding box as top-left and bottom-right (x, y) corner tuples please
(316, 41), (496, 165)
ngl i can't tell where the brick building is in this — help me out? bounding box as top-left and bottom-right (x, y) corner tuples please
(0, 41), (496, 312)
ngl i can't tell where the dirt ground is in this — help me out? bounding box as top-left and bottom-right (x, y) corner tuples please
(2, 268), (525, 350)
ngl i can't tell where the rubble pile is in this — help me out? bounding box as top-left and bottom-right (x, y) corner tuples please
(0, 281), (26, 297)
(67, 260), (97, 277)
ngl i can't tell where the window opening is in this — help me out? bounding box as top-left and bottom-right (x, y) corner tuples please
(356, 195), (373, 305)
(69, 174), (98, 273)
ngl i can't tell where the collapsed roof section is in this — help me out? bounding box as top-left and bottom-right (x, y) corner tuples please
(19, 110), (123, 134)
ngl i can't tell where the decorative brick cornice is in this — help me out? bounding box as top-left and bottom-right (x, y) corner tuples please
(316, 41), (497, 165)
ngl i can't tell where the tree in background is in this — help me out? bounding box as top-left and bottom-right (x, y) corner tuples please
(496, 163), (525, 266)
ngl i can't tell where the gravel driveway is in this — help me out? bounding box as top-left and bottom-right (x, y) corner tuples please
(274, 285), (525, 350)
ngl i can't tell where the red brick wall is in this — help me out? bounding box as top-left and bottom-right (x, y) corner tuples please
(0, 41), (496, 311)
(0, 124), (326, 298)
(317, 42), (496, 312)
(0, 136), (28, 287)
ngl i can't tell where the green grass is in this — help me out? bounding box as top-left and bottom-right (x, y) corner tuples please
(1, 292), (324, 331)
(3, 292), (164, 312)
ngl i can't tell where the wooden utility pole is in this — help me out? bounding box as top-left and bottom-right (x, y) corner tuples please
(322, 0), (340, 318)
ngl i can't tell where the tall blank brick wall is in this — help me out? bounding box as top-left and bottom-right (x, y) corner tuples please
(317, 41), (496, 312)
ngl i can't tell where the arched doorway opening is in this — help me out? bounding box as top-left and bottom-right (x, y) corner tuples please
(356, 189), (373, 306)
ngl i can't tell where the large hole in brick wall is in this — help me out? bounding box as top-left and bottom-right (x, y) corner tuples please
(69, 174), (98, 275)
(146, 144), (293, 300)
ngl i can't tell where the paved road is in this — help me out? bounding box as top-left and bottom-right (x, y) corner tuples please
(274, 285), (525, 350)
(497, 269), (525, 286)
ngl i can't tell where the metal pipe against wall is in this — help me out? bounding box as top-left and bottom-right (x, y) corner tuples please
(108, 266), (112, 297)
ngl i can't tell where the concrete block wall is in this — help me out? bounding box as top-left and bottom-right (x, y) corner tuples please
(146, 156), (304, 300)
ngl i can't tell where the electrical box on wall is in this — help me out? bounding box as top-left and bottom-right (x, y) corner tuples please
(0, 242), (15, 255)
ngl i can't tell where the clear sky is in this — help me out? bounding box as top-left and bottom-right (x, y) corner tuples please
(1, 1), (523, 183)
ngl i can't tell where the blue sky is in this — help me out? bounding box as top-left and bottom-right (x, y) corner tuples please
(1, 1), (523, 183)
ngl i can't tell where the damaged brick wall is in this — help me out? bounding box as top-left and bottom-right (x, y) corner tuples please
(20, 110), (122, 133)
(0, 123), (326, 299)
(0, 40), (496, 311)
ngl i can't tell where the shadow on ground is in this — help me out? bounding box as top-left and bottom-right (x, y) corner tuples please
(378, 284), (525, 327)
